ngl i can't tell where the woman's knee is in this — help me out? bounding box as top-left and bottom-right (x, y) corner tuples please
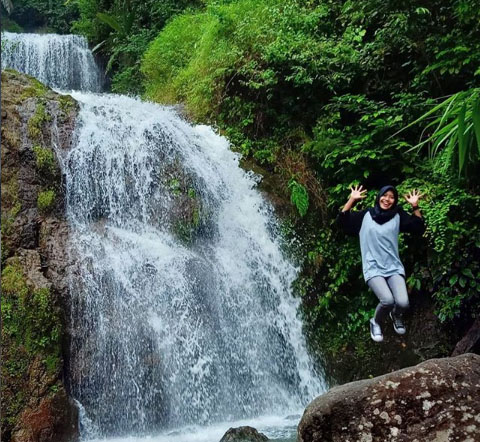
(379, 297), (395, 309)
(395, 299), (410, 311)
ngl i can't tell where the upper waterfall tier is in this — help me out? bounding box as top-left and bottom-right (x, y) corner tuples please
(1, 32), (103, 91)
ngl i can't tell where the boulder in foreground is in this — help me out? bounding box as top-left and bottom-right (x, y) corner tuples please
(298, 353), (480, 442)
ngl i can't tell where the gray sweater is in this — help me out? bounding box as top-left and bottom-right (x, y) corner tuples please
(359, 211), (404, 281)
(337, 207), (425, 281)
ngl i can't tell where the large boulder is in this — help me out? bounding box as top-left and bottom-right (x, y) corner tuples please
(298, 353), (480, 442)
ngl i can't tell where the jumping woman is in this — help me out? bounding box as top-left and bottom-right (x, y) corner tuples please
(338, 185), (425, 342)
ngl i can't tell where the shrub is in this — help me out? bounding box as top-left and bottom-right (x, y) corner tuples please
(32, 146), (57, 175)
(37, 189), (56, 213)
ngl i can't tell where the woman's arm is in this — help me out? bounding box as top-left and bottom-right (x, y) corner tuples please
(400, 189), (425, 234)
(338, 185), (368, 236)
(342, 185), (367, 211)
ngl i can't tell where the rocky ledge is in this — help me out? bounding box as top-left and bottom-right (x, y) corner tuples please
(1, 70), (79, 441)
(298, 353), (480, 442)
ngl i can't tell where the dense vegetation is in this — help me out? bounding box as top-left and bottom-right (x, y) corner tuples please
(69, 0), (202, 93)
(1, 0), (78, 33)
(3, 0), (479, 379)
(141, 0), (480, 377)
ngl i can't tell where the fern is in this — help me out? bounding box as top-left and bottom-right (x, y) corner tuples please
(288, 178), (309, 217)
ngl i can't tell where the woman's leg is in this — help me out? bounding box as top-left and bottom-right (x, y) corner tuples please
(386, 274), (409, 315)
(386, 274), (409, 334)
(367, 276), (395, 324)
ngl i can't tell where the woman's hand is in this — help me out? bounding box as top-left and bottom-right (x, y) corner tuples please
(342, 184), (367, 212)
(404, 189), (423, 207)
(349, 184), (367, 202)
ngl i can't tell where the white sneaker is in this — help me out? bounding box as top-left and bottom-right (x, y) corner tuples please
(369, 318), (383, 342)
(390, 311), (406, 335)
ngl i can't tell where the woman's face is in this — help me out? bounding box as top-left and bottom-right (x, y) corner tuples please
(379, 190), (395, 210)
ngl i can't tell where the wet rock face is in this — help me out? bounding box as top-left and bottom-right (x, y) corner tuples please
(1, 70), (79, 442)
(298, 353), (480, 442)
(219, 426), (269, 442)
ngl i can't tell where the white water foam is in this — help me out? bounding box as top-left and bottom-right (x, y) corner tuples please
(84, 413), (301, 442)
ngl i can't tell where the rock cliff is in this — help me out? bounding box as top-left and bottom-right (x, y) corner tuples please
(1, 70), (79, 442)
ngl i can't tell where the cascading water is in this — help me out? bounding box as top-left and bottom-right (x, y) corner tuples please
(2, 33), (325, 441)
(65, 93), (325, 438)
(1, 32), (103, 91)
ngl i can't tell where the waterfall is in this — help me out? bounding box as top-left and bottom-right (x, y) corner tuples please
(2, 33), (325, 440)
(65, 92), (324, 437)
(1, 32), (102, 91)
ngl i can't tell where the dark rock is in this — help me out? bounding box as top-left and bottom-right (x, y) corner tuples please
(298, 353), (480, 442)
(219, 426), (269, 442)
(12, 390), (79, 442)
(452, 317), (480, 356)
(10, 208), (41, 249)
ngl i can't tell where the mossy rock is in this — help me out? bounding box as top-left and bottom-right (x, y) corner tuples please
(1, 260), (62, 437)
(1, 71), (78, 440)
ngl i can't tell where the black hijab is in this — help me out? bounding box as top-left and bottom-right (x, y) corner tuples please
(368, 185), (399, 225)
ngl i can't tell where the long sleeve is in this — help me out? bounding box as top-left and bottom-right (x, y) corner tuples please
(337, 209), (367, 236)
(399, 207), (426, 235)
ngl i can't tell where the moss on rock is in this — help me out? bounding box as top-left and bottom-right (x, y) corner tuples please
(37, 189), (56, 213)
(27, 102), (51, 141)
(32, 145), (57, 176)
(1, 261), (62, 438)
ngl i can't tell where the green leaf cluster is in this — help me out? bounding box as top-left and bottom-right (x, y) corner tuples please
(37, 189), (56, 213)
(288, 178), (309, 217)
(33, 145), (57, 176)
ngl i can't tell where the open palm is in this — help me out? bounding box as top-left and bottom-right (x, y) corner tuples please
(350, 185), (367, 201)
(404, 189), (422, 206)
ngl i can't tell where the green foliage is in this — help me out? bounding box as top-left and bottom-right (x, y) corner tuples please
(0, 14), (23, 31)
(26, 288), (61, 353)
(288, 178), (309, 217)
(6, 0), (79, 33)
(1, 262), (62, 433)
(71, 0), (201, 95)
(1, 264), (61, 355)
(395, 89), (480, 177)
(20, 78), (48, 101)
(142, 0), (355, 121)
(33, 146), (57, 175)
(37, 189), (56, 213)
(58, 94), (76, 114)
(27, 102), (50, 141)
